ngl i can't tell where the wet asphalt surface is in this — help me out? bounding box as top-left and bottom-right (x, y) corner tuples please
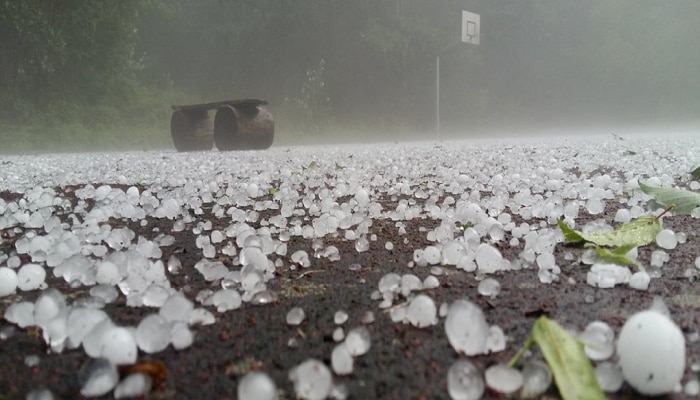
(0, 159), (699, 399)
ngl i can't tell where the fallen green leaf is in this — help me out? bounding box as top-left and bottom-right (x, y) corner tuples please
(335, 162), (344, 170)
(592, 243), (642, 268)
(557, 217), (661, 248)
(692, 166), (700, 180)
(638, 180), (700, 215)
(509, 316), (605, 400)
(302, 160), (318, 170)
(268, 187), (279, 195)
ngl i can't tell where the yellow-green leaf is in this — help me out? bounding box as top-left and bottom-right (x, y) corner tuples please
(529, 317), (605, 400)
(592, 244), (642, 268)
(638, 180), (700, 215)
(557, 217), (661, 247)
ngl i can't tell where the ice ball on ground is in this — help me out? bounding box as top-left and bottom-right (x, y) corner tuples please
(614, 208), (631, 223)
(595, 362), (623, 392)
(406, 294), (437, 328)
(447, 360), (484, 400)
(44, 312), (68, 352)
(82, 319), (116, 358)
(17, 263), (46, 291)
(400, 274), (422, 297)
(378, 273), (401, 295)
(210, 289), (242, 312)
(114, 373), (152, 399)
(170, 322), (194, 350)
(238, 371), (278, 400)
(334, 310), (348, 325)
(90, 284), (118, 304)
(442, 241), (466, 265)
(286, 307), (305, 326)
(289, 359), (332, 400)
(4, 301), (35, 328)
(535, 253), (556, 271)
(66, 307), (109, 349)
(477, 278), (501, 298)
(0, 267), (18, 296)
(422, 275), (440, 289)
(361, 310), (375, 324)
(629, 270), (650, 290)
(79, 357), (119, 397)
(141, 284), (170, 308)
(291, 250), (311, 267)
(445, 299), (489, 355)
(189, 308), (216, 326)
(331, 343), (354, 375)
(617, 309), (685, 395)
(100, 326), (137, 365)
(485, 325), (506, 354)
(475, 244), (504, 273)
(95, 260), (121, 285)
(167, 255), (182, 274)
(159, 293), (194, 323)
(422, 246), (441, 265)
(34, 288), (67, 327)
(586, 263), (631, 288)
(650, 249), (670, 268)
(485, 363), (523, 394)
(585, 198), (605, 215)
(354, 188), (370, 207)
(136, 314), (171, 353)
(685, 379), (700, 396)
(655, 229), (677, 250)
(580, 321), (614, 360)
(26, 388), (55, 400)
(354, 236), (369, 252)
(521, 360), (552, 398)
(345, 326), (371, 356)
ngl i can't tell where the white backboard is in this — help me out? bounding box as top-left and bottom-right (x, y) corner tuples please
(462, 11), (480, 45)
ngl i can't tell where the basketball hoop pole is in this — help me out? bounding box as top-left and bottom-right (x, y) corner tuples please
(436, 10), (479, 141)
(436, 55), (440, 140)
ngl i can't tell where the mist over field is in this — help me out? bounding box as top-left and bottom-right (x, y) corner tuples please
(1, 0), (699, 153)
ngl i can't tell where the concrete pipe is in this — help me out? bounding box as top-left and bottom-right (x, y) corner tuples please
(214, 103), (274, 151)
(170, 109), (214, 152)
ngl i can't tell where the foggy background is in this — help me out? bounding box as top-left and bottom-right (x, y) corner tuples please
(1, 0), (699, 152)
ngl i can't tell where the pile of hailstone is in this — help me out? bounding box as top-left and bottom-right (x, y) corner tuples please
(1, 134), (699, 398)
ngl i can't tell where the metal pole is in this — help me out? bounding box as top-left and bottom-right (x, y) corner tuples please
(436, 55), (440, 140)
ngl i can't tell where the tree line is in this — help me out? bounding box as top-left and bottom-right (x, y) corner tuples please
(1, 0), (699, 150)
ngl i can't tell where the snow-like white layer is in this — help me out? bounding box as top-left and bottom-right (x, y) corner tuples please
(1, 133), (698, 398)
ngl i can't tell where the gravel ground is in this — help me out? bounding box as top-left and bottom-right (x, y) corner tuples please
(0, 133), (699, 399)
